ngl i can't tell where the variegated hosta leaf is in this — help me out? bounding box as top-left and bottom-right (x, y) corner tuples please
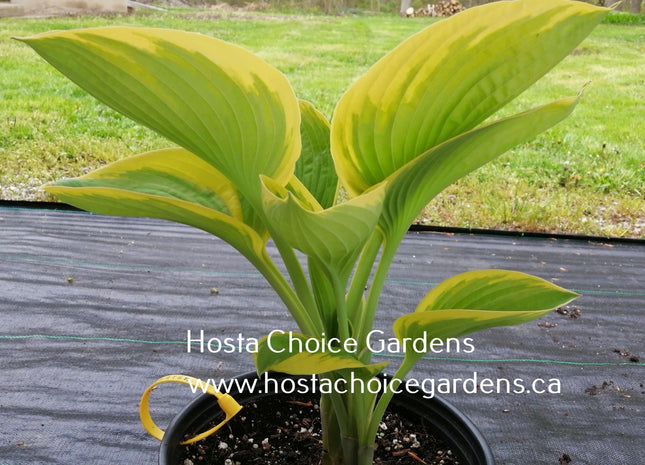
(284, 175), (324, 213)
(45, 148), (268, 260)
(254, 331), (387, 377)
(331, 0), (608, 195)
(411, 269), (579, 312)
(296, 100), (338, 209)
(393, 269), (579, 359)
(261, 176), (386, 279)
(19, 27), (301, 201)
(379, 97), (579, 245)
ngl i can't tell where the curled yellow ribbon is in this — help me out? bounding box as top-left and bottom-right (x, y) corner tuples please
(140, 374), (242, 444)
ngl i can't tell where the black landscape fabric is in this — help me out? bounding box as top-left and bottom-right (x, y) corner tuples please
(1, 206), (643, 465)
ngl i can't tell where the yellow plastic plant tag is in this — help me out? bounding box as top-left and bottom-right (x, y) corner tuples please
(139, 374), (242, 445)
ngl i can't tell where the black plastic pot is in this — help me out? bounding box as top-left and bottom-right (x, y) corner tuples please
(159, 372), (495, 465)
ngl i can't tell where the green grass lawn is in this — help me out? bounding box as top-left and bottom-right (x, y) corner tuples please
(1, 9), (643, 237)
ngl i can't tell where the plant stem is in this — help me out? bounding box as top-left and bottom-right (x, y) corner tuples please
(251, 249), (322, 335)
(320, 393), (344, 465)
(320, 379), (351, 449)
(271, 235), (324, 334)
(331, 275), (351, 341)
(340, 436), (377, 465)
(308, 257), (337, 333)
(355, 240), (398, 361)
(366, 357), (417, 442)
(346, 230), (383, 329)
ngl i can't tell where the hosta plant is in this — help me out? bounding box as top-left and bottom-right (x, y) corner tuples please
(19, 1), (607, 464)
